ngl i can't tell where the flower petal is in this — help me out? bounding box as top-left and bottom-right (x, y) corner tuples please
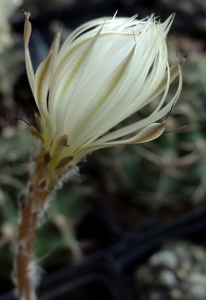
(33, 29), (61, 138)
(91, 59), (183, 145)
(76, 122), (166, 158)
(24, 12), (35, 93)
(49, 25), (104, 136)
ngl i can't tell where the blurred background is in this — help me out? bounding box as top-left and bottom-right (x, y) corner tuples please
(0, 0), (206, 298)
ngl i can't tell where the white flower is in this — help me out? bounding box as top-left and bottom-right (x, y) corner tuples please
(24, 13), (183, 170)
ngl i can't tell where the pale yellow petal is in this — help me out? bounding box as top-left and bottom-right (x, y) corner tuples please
(93, 60), (183, 144)
(79, 122), (165, 155)
(24, 12), (34, 93)
(33, 30), (61, 139)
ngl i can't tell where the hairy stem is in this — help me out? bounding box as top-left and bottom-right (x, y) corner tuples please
(16, 151), (59, 300)
(16, 191), (47, 300)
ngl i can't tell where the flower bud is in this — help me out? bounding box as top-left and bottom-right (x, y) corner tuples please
(24, 13), (183, 169)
